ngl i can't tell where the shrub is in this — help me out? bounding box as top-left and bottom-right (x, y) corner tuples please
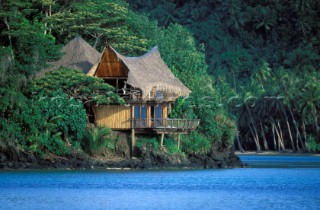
(163, 137), (181, 155)
(36, 90), (87, 143)
(0, 90), (72, 156)
(181, 131), (210, 155)
(81, 126), (112, 156)
(306, 135), (320, 152)
(137, 137), (159, 151)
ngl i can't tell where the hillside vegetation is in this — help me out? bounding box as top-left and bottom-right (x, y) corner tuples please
(0, 0), (236, 159)
(1, 0), (319, 160)
(127, 0), (320, 152)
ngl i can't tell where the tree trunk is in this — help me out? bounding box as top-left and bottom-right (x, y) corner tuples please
(245, 104), (261, 152)
(259, 120), (269, 150)
(301, 121), (307, 151)
(314, 111), (319, 134)
(288, 107), (303, 151)
(248, 123), (261, 152)
(236, 132), (245, 153)
(277, 121), (286, 151)
(93, 36), (100, 49)
(273, 123), (282, 151)
(286, 119), (295, 151)
(283, 110), (295, 151)
(2, 17), (14, 57)
(271, 121), (277, 151)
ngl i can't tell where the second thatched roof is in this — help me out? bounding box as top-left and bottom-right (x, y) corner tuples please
(45, 36), (101, 74)
(89, 45), (191, 100)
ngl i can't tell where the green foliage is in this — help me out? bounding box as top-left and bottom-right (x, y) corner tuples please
(128, 0), (320, 152)
(125, 15), (237, 151)
(27, 115), (70, 156)
(3, 0), (319, 155)
(36, 90), (87, 142)
(46, 0), (149, 54)
(0, 1), (61, 78)
(306, 135), (320, 152)
(163, 137), (181, 155)
(81, 126), (112, 155)
(181, 131), (210, 155)
(0, 88), (73, 156)
(136, 137), (159, 151)
(29, 68), (124, 105)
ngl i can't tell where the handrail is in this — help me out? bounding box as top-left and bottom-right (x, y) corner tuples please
(132, 118), (200, 130)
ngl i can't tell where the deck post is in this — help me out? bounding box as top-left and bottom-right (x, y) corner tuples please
(130, 104), (135, 157)
(177, 133), (181, 149)
(131, 128), (135, 157)
(160, 133), (164, 147)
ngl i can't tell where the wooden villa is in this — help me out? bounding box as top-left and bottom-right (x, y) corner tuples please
(44, 36), (199, 151)
(88, 44), (199, 148)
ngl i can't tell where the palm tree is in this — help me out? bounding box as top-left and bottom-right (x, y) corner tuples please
(252, 5), (276, 37)
(81, 126), (112, 156)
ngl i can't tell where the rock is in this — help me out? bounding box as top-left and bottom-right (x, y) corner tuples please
(27, 153), (37, 163)
(115, 136), (131, 159)
(0, 152), (7, 162)
(142, 157), (152, 168)
(205, 158), (218, 169)
(127, 158), (140, 168)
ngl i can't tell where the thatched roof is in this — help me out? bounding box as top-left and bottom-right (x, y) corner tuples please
(89, 45), (191, 100)
(45, 36), (101, 74)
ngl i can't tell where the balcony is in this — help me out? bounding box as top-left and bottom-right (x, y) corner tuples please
(132, 118), (200, 134)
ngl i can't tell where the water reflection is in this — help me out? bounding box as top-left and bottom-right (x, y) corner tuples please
(239, 155), (320, 168)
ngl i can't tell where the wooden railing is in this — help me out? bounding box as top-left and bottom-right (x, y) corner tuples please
(132, 118), (200, 131)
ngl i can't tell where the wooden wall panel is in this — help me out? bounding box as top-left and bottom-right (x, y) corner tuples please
(93, 105), (131, 129)
(96, 47), (128, 77)
(162, 106), (168, 118)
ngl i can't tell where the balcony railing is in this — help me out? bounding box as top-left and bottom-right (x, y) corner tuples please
(132, 118), (200, 132)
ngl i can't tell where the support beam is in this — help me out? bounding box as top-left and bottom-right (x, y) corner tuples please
(147, 106), (151, 127)
(160, 133), (164, 147)
(177, 133), (181, 149)
(131, 128), (135, 157)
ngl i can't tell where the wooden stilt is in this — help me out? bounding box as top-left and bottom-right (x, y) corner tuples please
(160, 133), (164, 147)
(177, 133), (181, 149)
(131, 128), (135, 157)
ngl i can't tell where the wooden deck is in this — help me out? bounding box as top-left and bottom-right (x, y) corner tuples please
(132, 118), (200, 133)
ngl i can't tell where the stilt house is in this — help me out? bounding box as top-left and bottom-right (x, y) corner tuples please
(88, 44), (199, 142)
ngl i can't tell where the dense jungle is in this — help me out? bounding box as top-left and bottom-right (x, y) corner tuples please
(0, 0), (319, 167)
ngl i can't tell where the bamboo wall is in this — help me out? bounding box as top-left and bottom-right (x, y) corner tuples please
(162, 106), (168, 118)
(93, 105), (131, 129)
(93, 104), (169, 130)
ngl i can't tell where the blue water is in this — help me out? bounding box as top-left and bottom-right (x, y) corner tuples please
(0, 156), (319, 210)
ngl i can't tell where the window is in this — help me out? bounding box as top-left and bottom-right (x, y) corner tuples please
(134, 105), (147, 127)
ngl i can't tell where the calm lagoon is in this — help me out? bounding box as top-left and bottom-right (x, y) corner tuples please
(0, 155), (319, 210)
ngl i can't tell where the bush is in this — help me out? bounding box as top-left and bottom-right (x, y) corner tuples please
(137, 137), (159, 151)
(81, 126), (112, 156)
(306, 135), (320, 152)
(36, 90), (87, 143)
(163, 137), (181, 155)
(181, 131), (211, 155)
(0, 89), (73, 156)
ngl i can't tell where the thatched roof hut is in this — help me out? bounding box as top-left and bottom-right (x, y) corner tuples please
(88, 45), (191, 100)
(44, 36), (101, 74)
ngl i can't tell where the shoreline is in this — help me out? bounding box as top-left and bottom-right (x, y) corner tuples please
(235, 151), (319, 156)
(0, 149), (245, 170)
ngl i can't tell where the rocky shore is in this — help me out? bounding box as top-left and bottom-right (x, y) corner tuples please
(0, 144), (245, 170)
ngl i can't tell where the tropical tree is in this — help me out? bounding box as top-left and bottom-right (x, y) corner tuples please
(29, 68), (124, 105)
